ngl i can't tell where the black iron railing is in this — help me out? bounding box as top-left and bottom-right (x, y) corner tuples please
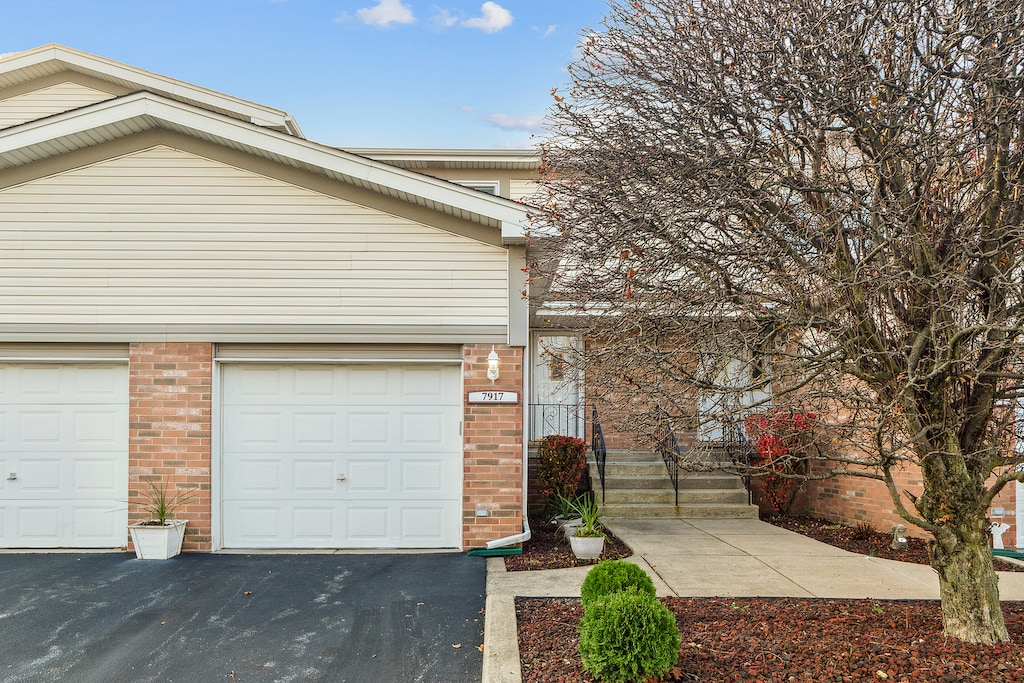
(657, 427), (682, 507)
(590, 404), (607, 503)
(722, 423), (757, 505)
(529, 403), (585, 441)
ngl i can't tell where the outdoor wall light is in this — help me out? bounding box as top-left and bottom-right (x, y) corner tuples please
(487, 346), (501, 383)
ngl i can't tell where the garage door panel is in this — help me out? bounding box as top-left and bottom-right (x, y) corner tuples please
(14, 406), (125, 451)
(346, 459), (389, 493)
(294, 411), (338, 444)
(223, 501), (345, 548)
(345, 411), (388, 444)
(223, 458), (286, 496)
(74, 410), (122, 445)
(294, 366), (341, 397)
(16, 504), (62, 544)
(222, 362), (462, 549)
(0, 363), (129, 548)
(18, 411), (64, 446)
(73, 365), (123, 398)
(293, 458), (337, 493)
(71, 505), (124, 543)
(19, 458), (63, 493)
(73, 459), (121, 494)
(18, 366), (61, 397)
(292, 506), (339, 540)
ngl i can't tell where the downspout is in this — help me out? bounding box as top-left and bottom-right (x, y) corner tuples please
(484, 340), (532, 550)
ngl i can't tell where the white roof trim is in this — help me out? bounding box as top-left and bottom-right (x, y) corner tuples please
(0, 44), (303, 138)
(0, 91), (529, 243)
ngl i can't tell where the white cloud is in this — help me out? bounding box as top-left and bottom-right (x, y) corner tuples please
(532, 24), (557, 38)
(431, 8), (459, 30)
(484, 113), (543, 132)
(355, 0), (415, 27)
(462, 2), (512, 33)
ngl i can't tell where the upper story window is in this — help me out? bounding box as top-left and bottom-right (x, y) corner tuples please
(457, 180), (501, 196)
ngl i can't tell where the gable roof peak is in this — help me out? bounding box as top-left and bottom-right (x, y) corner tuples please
(0, 43), (303, 138)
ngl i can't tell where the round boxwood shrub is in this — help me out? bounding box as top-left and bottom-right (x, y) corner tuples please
(578, 587), (681, 683)
(580, 560), (656, 611)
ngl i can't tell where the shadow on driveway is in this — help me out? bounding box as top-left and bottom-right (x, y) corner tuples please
(0, 552), (485, 683)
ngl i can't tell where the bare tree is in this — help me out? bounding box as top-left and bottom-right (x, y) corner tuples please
(533, 0), (1024, 643)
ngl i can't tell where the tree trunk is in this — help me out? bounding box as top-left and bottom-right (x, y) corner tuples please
(930, 519), (1009, 644)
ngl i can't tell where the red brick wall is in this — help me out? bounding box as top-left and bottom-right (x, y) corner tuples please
(788, 464), (1019, 549)
(462, 344), (525, 549)
(128, 342), (213, 552)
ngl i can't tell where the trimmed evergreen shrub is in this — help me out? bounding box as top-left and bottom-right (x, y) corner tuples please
(580, 560), (656, 610)
(578, 587), (681, 683)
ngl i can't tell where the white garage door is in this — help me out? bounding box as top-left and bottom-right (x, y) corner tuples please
(0, 363), (128, 548)
(221, 363), (462, 548)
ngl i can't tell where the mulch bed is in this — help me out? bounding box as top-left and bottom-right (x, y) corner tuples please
(517, 597), (1024, 682)
(503, 516), (632, 571)
(513, 515), (1024, 682)
(765, 515), (1024, 573)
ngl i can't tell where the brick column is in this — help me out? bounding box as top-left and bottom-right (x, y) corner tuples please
(128, 342), (213, 552)
(463, 344), (525, 549)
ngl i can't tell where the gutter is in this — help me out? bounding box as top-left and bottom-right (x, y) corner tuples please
(483, 339), (532, 550)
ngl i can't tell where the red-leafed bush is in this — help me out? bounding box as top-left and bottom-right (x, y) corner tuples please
(744, 411), (818, 514)
(535, 434), (588, 510)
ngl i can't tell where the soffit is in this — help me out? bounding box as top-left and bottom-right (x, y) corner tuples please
(348, 148), (539, 171)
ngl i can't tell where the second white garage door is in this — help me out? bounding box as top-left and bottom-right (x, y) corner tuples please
(221, 363), (462, 549)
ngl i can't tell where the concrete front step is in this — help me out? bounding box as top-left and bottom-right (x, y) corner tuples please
(602, 502), (760, 519)
(587, 449), (755, 518)
(599, 471), (746, 490)
(602, 487), (750, 506)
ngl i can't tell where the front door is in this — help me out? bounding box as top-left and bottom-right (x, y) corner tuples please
(530, 335), (583, 440)
(697, 353), (770, 441)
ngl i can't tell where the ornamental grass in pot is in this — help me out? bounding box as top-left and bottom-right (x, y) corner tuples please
(128, 482), (196, 560)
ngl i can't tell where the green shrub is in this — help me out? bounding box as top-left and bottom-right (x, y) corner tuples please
(578, 588), (681, 683)
(580, 560), (655, 610)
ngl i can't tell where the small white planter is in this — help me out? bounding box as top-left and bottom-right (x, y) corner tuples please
(569, 534), (605, 560)
(129, 520), (188, 560)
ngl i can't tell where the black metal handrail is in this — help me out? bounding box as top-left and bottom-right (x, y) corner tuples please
(657, 427), (681, 507)
(705, 421), (757, 505)
(590, 404), (607, 503)
(529, 403), (586, 441)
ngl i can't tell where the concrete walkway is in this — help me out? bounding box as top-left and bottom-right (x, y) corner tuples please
(482, 517), (1024, 683)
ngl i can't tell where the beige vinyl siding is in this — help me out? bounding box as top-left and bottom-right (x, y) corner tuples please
(0, 81), (114, 129)
(0, 145), (509, 329)
(509, 179), (539, 205)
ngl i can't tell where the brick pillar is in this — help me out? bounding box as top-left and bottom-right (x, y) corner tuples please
(463, 344), (525, 549)
(128, 342), (213, 552)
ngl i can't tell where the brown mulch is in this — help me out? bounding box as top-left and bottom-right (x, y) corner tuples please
(517, 597), (1024, 682)
(765, 515), (1024, 573)
(503, 515), (632, 571)
(513, 515), (1024, 682)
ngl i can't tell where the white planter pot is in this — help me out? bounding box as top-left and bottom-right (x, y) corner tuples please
(559, 518), (583, 539)
(569, 534), (605, 560)
(129, 520), (188, 560)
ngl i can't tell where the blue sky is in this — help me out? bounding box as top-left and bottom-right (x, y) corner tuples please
(0, 1), (609, 149)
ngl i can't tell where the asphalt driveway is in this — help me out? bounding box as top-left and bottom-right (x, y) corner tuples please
(0, 552), (485, 683)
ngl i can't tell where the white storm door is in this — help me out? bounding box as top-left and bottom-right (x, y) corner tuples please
(221, 363), (462, 549)
(0, 363), (128, 548)
(531, 335), (583, 440)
